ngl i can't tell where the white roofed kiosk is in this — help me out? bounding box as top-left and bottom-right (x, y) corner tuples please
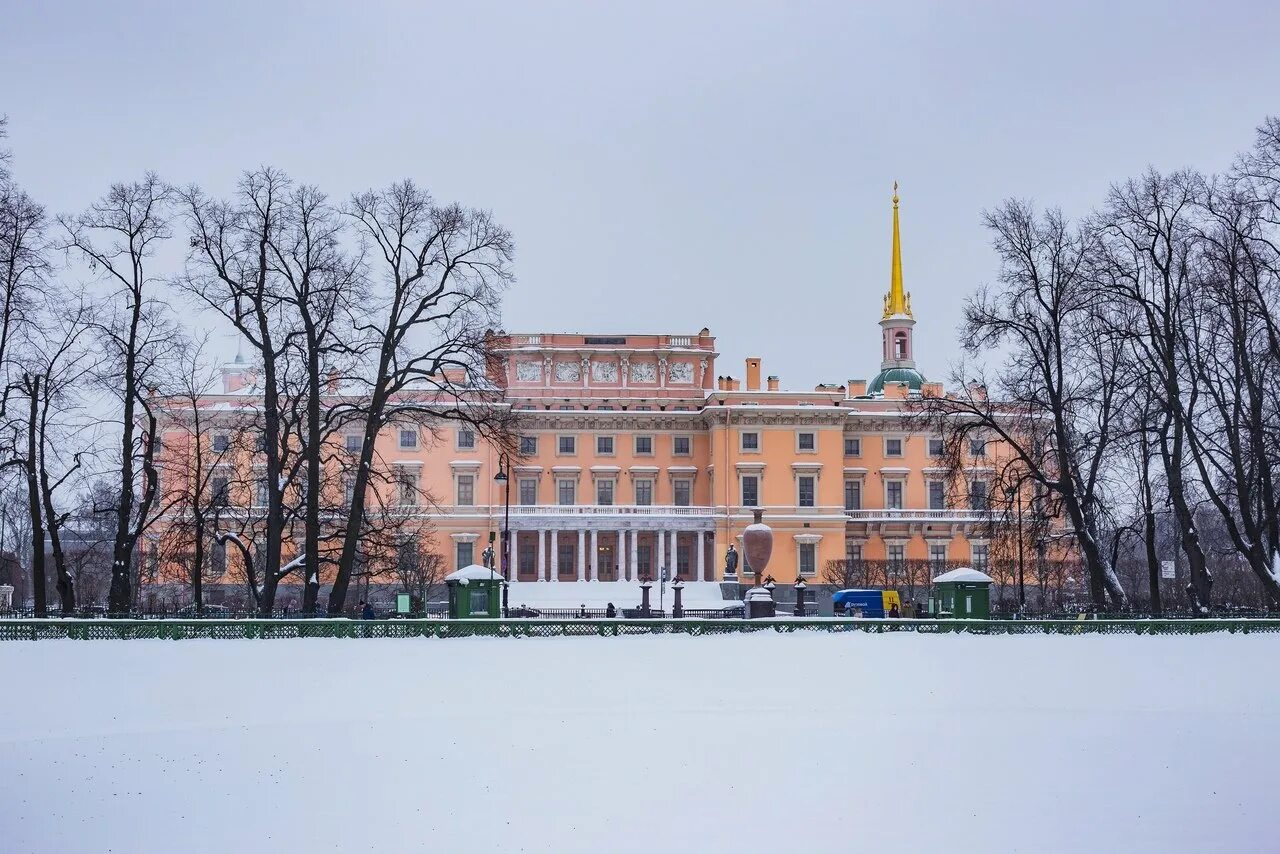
(446, 566), (504, 619)
(929, 567), (994, 619)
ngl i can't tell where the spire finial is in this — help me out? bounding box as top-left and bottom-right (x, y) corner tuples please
(883, 182), (911, 318)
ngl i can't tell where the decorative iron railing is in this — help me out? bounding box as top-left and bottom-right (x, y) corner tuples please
(2, 617), (1278, 641)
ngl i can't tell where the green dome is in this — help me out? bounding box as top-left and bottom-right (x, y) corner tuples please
(867, 367), (926, 395)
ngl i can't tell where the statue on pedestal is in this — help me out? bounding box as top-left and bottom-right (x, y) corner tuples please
(724, 543), (739, 577)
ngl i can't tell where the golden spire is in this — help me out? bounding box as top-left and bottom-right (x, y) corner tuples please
(883, 181), (912, 319)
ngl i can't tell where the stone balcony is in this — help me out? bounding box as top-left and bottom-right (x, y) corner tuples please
(498, 504), (716, 530)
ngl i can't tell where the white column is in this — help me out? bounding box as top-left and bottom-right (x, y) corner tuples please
(630, 528), (639, 581)
(696, 530), (705, 581)
(537, 528), (546, 581)
(657, 529), (667, 577)
(590, 529), (599, 581)
(577, 529), (587, 581)
(550, 530), (559, 582)
(617, 530), (625, 581)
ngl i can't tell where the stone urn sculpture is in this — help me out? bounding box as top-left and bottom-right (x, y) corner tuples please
(743, 510), (773, 585)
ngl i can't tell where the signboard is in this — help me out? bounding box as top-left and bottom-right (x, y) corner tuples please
(1160, 560), (1176, 580)
(396, 593), (411, 614)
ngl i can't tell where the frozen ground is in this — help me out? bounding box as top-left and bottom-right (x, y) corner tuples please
(0, 632), (1275, 854)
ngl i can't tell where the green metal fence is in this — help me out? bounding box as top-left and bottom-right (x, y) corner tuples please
(2, 617), (1280, 641)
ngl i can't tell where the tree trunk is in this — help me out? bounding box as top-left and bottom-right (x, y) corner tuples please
(24, 377), (47, 617)
(300, 331), (322, 614)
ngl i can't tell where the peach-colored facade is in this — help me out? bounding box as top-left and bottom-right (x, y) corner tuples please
(147, 190), (1014, 596)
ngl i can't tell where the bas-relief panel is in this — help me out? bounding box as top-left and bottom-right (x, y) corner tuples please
(630, 361), (657, 383)
(515, 361), (543, 382)
(554, 361), (581, 383)
(591, 360), (618, 382)
(668, 361), (694, 384)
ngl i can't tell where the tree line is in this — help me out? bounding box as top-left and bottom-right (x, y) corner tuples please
(0, 118), (517, 616)
(915, 116), (1280, 614)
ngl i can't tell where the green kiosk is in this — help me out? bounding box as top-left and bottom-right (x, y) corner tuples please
(445, 565), (504, 619)
(929, 567), (994, 619)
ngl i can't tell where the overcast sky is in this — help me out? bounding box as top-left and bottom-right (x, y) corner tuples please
(3, 0), (1278, 388)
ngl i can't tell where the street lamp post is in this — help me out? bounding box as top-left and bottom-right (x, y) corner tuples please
(1006, 484), (1026, 613)
(493, 453), (511, 618)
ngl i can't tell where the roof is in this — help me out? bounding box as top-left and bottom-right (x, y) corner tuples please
(932, 567), (994, 584)
(444, 565), (503, 584)
(867, 367), (926, 395)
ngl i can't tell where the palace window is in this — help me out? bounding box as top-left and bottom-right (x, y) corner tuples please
(969, 480), (989, 511)
(558, 435), (576, 455)
(455, 474), (473, 507)
(844, 480), (862, 511)
(596, 479), (615, 506)
(929, 481), (946, 510)
(400, 471), (420, 506)
(846, 543), (863, 565)
(673, 479), (692, 507)
(518, 540), (536, 575)
(798, 543), (817, 576)
(928, 437), (944, 457)
(741, 475), (759, 507)
(255, 478), (269, 508)
(885, 437), (903, 457)
(211, 473), (230, 506)
(797, 431), (816, 452)
(638, 544), (652, 575)
(457, 427), (476, 450)
(972, 543), (989, 572)
(673, 436), (691, 456)
(676, 542), (690, 576)
(633, 405), (652, 411)
(399, 428), (418, 449)
(634, 479), (654, 506)
(930, 544), (948, 569)
(597, 435), (614, 455)
(518, 478), (538, 505)
(558, 543), (576, 575)
(519, 435), (538, 455)
(557, 479), (576, 505)
(844, 437), (861, 456)
(740, 432), (759, 452)
(345, 434), (362, 453)
(634, 435), (653, 455)
(342, 475), (355, 506)
(886, 481), (904, 509)
(212, 433), (230, 453)
(455, 541), (474, 569)
(887, 545), (905, 574)
(970, 437), (986, 457)
(211, 538), (227, 575)
(798, 475), (816, 508)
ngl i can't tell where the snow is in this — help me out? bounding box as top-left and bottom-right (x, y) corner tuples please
(931, 566), (995, 583)
(443, 564), (503, 584)
(504, 580), (733, 609)
(2, 633), (1277, 853)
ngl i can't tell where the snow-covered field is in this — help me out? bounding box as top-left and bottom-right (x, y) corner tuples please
(1, 633), (1275, 854)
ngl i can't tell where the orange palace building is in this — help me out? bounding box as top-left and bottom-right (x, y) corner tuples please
(152, 189), (1001, 599)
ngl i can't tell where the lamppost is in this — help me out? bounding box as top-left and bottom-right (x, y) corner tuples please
(1005, 484), (1026, 613)
(493, 452), (511, 618)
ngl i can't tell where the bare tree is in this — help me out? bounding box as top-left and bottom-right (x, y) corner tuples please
(0, 117), (47, 422)
(60, 175), (175, 613)
(326, 181), (517, 614)
(914, 202), (1129, 609)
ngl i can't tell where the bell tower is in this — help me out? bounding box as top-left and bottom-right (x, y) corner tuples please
(879, 182), (916, 372)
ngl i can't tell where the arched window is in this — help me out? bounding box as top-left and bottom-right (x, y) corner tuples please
(894, 331), (907, 360)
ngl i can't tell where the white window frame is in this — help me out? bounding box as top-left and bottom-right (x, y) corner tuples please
(556, 478), (576, 506)
(672, 435), (692, 456)
(884, 436), (904, 457)
(740, 474), (760, 507)
(456, 426), (476, 450)
(797, 542), (817, 577)
(843, 479), (862, 511)
(634, 435), (654, 456)
(400, 470), (420, 506)
(596, 435), (615, 456)
(596, 478), (615, 506)
(455, 474), (474, 507)
(399, 428), (419, 450)
(672, 478), (692, 507)
(739, 431), (760, 453)
(796, 474), (816, 508)
(557, 435), (576, 456)
(885, 479), (905, 509)
(928, 479), (947, 510)
(211, 433), (230, 454)
(344, 433), (362, 453)
(518, 477), (538, 506)
(634, 478), (654, 506)
(796, 430), (817, 453)
(844, 436), (862, 457)
(519, 435), (538, 456)
(928, 437), (944, 457)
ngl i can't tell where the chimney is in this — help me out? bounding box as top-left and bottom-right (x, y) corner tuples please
(326, 369), (340, 393)
(967, 380), (988, 401)
(922, 382), (944, 398)
(716, 375), (725, 391)
(727, 376), (741, 391)
(745, 358), (761, 391)
(847, 379), (867, 398)
(767, 375), (779, 391)
(885, 382), (908, 400)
